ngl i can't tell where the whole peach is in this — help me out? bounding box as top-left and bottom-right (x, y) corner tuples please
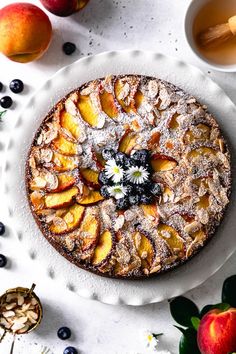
(0, 3), (52, 63)
(39, 0), (89, 17)
(197, 307), (236, 354)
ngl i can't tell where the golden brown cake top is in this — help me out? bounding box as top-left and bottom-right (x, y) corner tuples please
(26, 75), (231, 279)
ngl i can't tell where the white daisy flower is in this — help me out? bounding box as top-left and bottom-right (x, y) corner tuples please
(108, 185), (127, 199)
(143, 330), (163, 351)
(126, 166), (149, 184)
(105, 159), (124, 183)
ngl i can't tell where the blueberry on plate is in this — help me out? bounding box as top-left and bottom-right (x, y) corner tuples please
(98, 171), (109, 185)
(129, 194), (140, 206)
(116, 197), (129, 210)
(62, 42), (76, 55)
(57, 326), (71, 340)
(132, 149), (149, 165)
(9, 79), (24, 94)
(100, 185), (110, 198)
(0, 222), (5, 236)
(101, 148), (115, 161)
(0, 82), (3, 92)
(0, 96), (12, 109)
(150, 183), (161, 196)
(140, 194), (154, 205)
(0, 254), (7, 268)
(115, 152), (129, 168)
(63, 347), (78, 354)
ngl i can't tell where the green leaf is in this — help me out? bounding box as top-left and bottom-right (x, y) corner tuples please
(170, 296), (199, 327)
(222, 275), (236, 307)
(211, 303), (231, 311)
(179, 327), (201, 354)
(191, 317), (200, 331)
(0, 110), (6, 122)
(200, 304), (214, 318)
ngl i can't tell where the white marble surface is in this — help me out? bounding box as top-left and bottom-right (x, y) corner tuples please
(0, 0), (236, 353)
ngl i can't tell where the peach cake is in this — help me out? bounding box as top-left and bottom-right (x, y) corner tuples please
(26, 75), (231, 278)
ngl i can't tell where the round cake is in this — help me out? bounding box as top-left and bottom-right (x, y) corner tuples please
(26, 75), (231, 279)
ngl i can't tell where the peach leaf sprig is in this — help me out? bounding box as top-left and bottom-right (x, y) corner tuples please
(0, 111), (6, 122)
(169, 274), (236, 354)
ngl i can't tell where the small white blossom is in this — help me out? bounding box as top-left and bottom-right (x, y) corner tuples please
(105, 159), (124, 183)
(143, 330), (161, 351)
(108, 185), (127, 199)
(126, 166), (149, 184)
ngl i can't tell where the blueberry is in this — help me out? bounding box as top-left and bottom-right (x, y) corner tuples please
(132, 149), (149, 165)
(0, 96), (12, 109)
(0, 82), (3, 92)
(115, 152), (129, 168)
(132, 185), (145, 195)
(63, 42), (76, 55)
(100, 185), (110, 198)
(57, 327), (71, 340)
(140, 194), (154, 204)
(116, 197), (129, 210)
(129, 194), (140, 206)
(9, 79), (24, 94)
(150, 183), (161, 197)
(0, 222), (5, 236)
(63, 347), (78, 354)
(98, 171), (109, 185)
(0, 254), (7, 268)
(101, 148), (115, 161)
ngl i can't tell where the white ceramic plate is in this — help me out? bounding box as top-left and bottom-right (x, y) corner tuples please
(3, 50), (236, 306)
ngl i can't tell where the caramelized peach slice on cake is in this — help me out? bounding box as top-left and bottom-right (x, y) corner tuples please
(168, 113), (180, 130)
(51, 133), (78, 156)
(52, 173), (76, 192)
(114, 78), (144, 113)
(60, 111), (80, 140)
(92, 149), (106, 170)
(157, 224), (184, 256)
(151, 154), (177, 172)
(184, 124), (210, 144)
(45, 186), (78, 209)
(80, 168), (100, 189)
(77, 94), (104, 128)
(76, 185), (104, 205)
(118, 130), (137, 154)
(141, 204), (159, 224)
(77, 211), (100, 251)
(147, 131), (161, 150)
(92, 230), (113, 266)
(100, 91), (119, 119)
(52, 152), (78, 172)
(187, 147), (216, 160)
(50, 203), (85, 234)
(30, 191), (45, 211)
(133, 231), (155, 270)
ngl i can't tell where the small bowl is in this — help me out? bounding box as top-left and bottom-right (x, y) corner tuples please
(0, 284), (43, 339)
(185, 0), (236, 72)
